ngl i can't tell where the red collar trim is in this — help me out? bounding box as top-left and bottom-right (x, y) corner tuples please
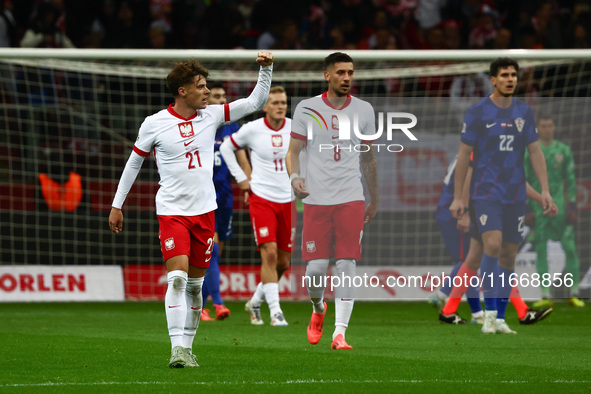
(264, 117), (286, 131)
(167, 104), (198, 120)
(321, 91), (352, 110)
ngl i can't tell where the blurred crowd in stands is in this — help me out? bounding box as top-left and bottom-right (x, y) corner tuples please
(0, 0), (589, 51)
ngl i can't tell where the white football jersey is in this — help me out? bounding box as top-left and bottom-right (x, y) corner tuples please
(132, 104), (227, 215)
(227, 117), (293, 203)
(111, 64), (273, 216)
(291, 92), (376, 205)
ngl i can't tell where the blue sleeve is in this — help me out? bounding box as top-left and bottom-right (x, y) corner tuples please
(221, 122), (240, 139)
(524, 107), (538, 146)
(460, 106), (480, 146)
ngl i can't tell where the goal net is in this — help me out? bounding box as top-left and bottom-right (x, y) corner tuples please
(1, 49), (590, 300)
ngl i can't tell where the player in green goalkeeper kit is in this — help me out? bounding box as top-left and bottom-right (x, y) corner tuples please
(524, 114), (584, 308)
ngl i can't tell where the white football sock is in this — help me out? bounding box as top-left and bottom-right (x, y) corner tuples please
(312, 300), (325, 314)
(250, 282), (265, 306)
(182, 276), (204, 349)
(333, 325), (347, 340)
(263, 282), (281, 316)
(165, 270), (188, 349)
(334, 259), (356, 339)
(306, 259), (329, 313)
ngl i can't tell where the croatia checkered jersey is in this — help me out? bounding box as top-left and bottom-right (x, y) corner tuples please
(111, 63), (273, 215)
(461, 97), (538, 204)
(223, 117), (293, 203)
(214, 123), (240, 209)
(291, 92), (376, 205)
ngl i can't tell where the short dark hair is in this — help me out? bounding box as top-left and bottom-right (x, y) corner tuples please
(208, 83), (224, 91)
(537, 113), (554, 122)
(324, 52), (354, 70)
(166, 59), (209, 97)
(489, 57), (519, 77)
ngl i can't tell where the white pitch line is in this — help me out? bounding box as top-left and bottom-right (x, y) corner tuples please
(1, 379), (590, 388)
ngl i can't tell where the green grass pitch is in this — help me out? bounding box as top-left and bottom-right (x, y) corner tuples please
(0, 301), (589, 393)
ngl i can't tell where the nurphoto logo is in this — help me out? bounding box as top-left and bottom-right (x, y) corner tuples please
(309, 112), (418, 153)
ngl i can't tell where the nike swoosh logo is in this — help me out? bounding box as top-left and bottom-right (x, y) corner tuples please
(191, 307), (201, 310)
(340, 298), (353, 301)
(168, 305), (181, 308)
(184, 140), (194, 147)
(332, 136), (339, 139)
(205, 257), (211, 262)
(486, 123), (496, 128)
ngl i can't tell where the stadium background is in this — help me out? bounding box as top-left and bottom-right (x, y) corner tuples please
(1, 0), (590, 302)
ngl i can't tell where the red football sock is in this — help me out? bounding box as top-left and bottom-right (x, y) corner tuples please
(442, 263), (476, 315)
(510, 286), (528, 319)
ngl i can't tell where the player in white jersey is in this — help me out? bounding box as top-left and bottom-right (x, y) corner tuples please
(220, 86), (295, 326)
(108, 52), (274, 368)
(287, 52), (379, 350)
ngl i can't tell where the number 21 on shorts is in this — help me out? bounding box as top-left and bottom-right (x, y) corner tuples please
(205, 237), (213, 262)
